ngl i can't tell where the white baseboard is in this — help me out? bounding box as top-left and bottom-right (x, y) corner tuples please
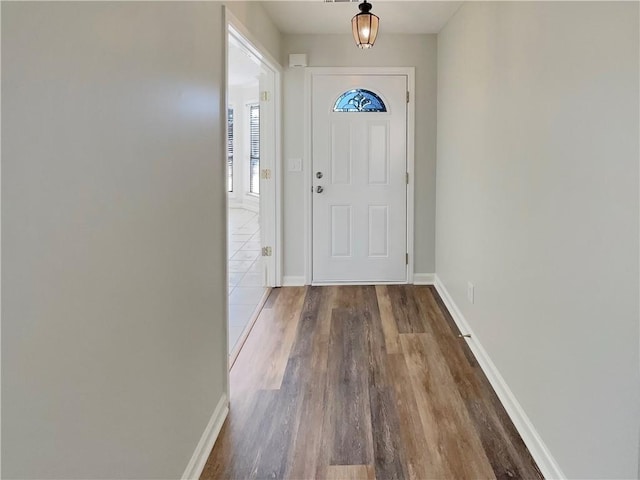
(283, 275), (434, 286)
(181, 394), (229, 480)
(312, 281), (406, 286)
(433, 275), (565, 480)
(282, 275), (305, 286)
(412, 273), (435, 285)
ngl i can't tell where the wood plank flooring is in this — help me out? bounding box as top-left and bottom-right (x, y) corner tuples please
(201, 285), (543, 480)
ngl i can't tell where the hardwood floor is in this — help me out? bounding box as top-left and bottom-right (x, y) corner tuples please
(201, 285), (543, 480)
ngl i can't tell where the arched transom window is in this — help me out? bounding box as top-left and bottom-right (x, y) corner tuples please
(333, 89), (387, 112)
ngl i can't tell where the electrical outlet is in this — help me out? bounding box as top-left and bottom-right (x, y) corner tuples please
(467, 282), (475, 304)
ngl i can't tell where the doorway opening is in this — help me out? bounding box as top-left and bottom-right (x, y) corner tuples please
(226, 21), (281, 361)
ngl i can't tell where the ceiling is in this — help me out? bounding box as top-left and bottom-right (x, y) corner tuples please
(229, 1), (463, 85)
(261, 1), (463, 35)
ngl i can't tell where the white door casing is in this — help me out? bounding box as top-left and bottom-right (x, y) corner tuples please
(258, 63), (277, 287)
(311, 74), (408, 283)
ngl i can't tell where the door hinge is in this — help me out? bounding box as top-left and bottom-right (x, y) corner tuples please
(260, 169), (271, 180)
(260, 91), (270, 102)
(406, 253), (409, 265)
(262, 246), (272, 257)
(406, 172), (409, 184)
(406, 91), (410, 103)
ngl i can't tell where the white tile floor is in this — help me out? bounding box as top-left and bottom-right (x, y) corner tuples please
(228, 208), (267, 352)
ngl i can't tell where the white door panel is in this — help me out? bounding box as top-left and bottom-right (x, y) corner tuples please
(312, 74), (407, 283)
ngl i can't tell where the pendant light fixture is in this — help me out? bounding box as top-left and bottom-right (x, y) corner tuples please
(352, 0), (379, 49)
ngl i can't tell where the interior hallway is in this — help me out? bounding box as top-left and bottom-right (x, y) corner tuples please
(202, 285), (543, 479)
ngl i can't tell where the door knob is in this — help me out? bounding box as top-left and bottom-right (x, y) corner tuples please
(316, 171), (323, 179)
(316, 186), (324, 194)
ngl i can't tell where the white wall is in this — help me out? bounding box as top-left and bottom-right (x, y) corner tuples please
(225, 1), (282, 66)
(2, 2), (228, 478)
(436, 2), (639, 478)
(282, 34), (438, 279)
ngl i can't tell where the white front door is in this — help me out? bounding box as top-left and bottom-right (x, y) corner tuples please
(312, 74), (408, 283)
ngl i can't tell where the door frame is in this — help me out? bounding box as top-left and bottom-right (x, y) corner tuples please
(226, 10), (283, 288)
(304, 67), (415, 285)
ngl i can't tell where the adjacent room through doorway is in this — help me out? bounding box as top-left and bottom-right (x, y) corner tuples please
(227, 31), (268, 355)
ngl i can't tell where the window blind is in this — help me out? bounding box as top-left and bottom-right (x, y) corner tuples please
(227, 108), (234, 192)
(249, 104), (260, 195)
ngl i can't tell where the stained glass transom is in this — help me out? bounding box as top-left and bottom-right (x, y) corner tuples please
(333, 89), (387, 112)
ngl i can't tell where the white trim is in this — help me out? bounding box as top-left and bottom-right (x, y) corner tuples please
(221, 5), (231, 422)
(0, 4), (3, 473)
(224, 11), (280, 73)
(282, 276), (306, 287)
(304, 67), (416, 285)
(433, 275), (566, 480)
(312, 281), (407, 286)
(412, 273), (435, 285)
(406, 70), (416, 284)
(304, 71), (313, 285)
(181, 394), (229, 480)
(274, 65), (283, 288)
